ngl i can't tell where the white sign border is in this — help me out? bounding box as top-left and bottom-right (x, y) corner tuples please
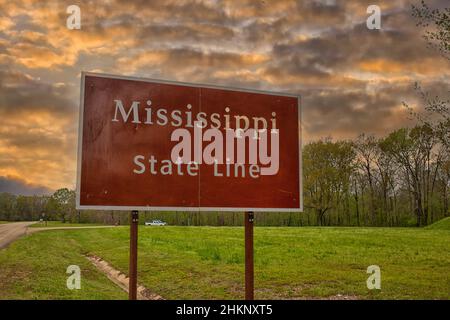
(76, 72), (303, 212)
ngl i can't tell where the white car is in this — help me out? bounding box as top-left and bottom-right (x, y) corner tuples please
(145, 220), (167, 226)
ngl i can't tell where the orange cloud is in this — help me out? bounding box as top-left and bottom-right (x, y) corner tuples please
(358, 58), (449, 76)
(0, 111), (76, 190)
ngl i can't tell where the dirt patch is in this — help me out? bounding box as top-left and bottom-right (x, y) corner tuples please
(255, 284), (359, 300)
(86, 254), (163, 300)
(326, 294), (359, 300)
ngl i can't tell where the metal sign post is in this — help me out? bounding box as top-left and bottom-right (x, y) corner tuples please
(245, 211), (254, 300)
(129, 210), (139, 300)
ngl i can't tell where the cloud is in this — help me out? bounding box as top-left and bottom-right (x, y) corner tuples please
(116, 48), (269, 78)
(0, 0), (449, 190)
(0, 70), (78, 190)
(0, 176), (52, 196)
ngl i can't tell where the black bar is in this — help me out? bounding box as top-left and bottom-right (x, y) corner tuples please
(245, 211), (254, 300)
(129, 210), (139, 300)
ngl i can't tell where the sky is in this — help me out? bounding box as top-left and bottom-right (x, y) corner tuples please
(0, 0), (449, 194)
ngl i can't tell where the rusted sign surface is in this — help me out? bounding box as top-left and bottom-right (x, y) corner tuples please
(76, 73), (302, 211)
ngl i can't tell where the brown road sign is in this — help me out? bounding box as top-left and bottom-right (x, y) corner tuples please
(76, 72), (302, 212)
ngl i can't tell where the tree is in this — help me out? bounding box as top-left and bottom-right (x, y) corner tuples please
(303, 139), (355, 225)
(380, 124), (442, 226)
(0, 193), (16, 221)
(412, 0), (450, 60)
(51, 188), (76, 223)
(395, 2), (450, 224)
(354, 134), (379, 224)
(409, 2), (449, 152)
(437, 159), (450, 215)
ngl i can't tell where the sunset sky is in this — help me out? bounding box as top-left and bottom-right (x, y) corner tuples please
(0, 0), (449, 194)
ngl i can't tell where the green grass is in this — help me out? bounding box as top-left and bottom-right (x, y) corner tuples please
(29, 221), (104, 228)
(0, 226), (449, 300)
(0, 221), (10, 224)
(426, 217), (450, 230)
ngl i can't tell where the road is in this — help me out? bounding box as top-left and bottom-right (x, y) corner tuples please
(0, 222), (36, 249)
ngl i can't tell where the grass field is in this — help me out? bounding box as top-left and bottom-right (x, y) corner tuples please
(29, 221), (104, 228)
(426, 217), (450, 230)
(0, 224), (449, 300)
